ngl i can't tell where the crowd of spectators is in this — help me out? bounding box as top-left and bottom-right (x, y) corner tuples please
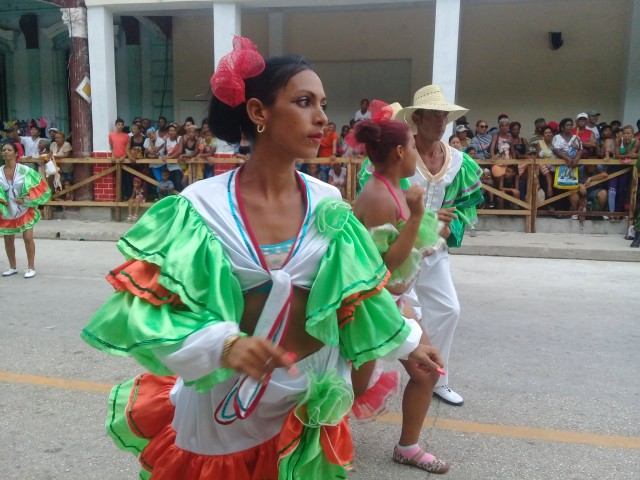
(448, 112), (640, 225)
(3, 104), (638, 237)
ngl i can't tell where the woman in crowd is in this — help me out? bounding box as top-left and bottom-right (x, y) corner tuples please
(179, 125), (200, 188)
(552, 118), (582, 169)
(611, 125), (638, 218)
(163, 122), (183, 190)
(144, 127), (167, 185)
(81, 36), (442, 480)
(510, 121), (529, 159)
(535, 125), (556, 201)
(351, 103), (449, 474)
(0, 141), (50, 278)
(125, 123), (146, 199)
(470, 119), (492, 160)
(49, 131), (73, 184)
(489, 116), (512, 185)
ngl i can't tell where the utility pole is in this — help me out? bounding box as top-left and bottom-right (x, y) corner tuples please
(48, 0), (93, 200)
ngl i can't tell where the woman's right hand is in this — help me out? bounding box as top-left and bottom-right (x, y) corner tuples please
(405, 185), (425, 218)
(408, 344), (444, 375)
(225, 336), (296, 381)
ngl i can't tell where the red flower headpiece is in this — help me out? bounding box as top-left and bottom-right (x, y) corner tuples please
(345, 99), (393, 150)
(210, 36), (266, 107)
(369, 100), (395, 124)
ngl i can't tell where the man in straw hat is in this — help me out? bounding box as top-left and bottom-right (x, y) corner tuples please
(394, 85), (483, 406)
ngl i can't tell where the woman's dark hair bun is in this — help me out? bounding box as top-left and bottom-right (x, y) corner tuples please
(354, 120), (381, 144)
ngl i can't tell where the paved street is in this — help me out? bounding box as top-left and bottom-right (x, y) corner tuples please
(1, 239), (639, 479)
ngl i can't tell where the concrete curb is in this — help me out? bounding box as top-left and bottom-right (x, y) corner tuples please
(31, 219), (640, 262)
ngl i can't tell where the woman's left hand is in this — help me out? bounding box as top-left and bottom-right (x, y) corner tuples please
(15, 197), (25, 205)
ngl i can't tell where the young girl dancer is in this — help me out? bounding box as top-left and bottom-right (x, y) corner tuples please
(351, 102), (449, 474)
(81, 36), (443, 479)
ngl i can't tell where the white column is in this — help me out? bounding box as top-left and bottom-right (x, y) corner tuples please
(432, 0), (461, 136)
(213, 3), (241, 69)
(268, 11), (284, 57)
(87, 6), (117, 153)
(622, 0), (640, 125)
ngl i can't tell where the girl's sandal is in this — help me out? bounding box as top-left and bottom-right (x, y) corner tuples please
(125, 215), (134, 222)
(132, 215), (138, 221)
(392, 446), (450, 474)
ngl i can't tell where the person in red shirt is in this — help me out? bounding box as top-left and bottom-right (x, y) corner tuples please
(573, 113), (597, 158)
(108, 118), (129, 162)
(316, 122), (338, 182)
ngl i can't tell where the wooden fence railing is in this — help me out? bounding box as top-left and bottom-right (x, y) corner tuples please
(37, 156), (637, 232)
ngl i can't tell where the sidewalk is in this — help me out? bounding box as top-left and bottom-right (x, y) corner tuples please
(33, 218), (640, 262)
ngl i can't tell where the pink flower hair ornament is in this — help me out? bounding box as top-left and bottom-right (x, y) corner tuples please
(345, 99), (396, 149)
(210, 35), (266, 108)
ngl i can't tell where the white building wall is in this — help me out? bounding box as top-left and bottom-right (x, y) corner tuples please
(457, 0), (628, 130)
(81, 0), (635, 134)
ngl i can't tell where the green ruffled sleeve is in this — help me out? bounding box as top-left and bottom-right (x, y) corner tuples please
(442, 152), (483, 248)
(81, 195), (244, 391)
(0, 188), (7, 217)
(21, 165), (51, 207)
(306, 198), (411, 369)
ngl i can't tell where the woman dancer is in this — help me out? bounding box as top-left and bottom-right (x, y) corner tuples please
(351, 102), (449, 474)
(81, 36), (442, 480)
(0, 141), (51, 278)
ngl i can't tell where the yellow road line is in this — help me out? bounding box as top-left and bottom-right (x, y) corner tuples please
(3, 371), (639, 450)
(377, 413), (640, 450)
(0, 371), (112, 393)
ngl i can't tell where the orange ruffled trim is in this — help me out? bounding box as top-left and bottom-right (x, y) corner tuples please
(107, 259), (181, 306)
(0, 207), (36, 229)
(337, 270), (390, 328)
(121, 373), (353, 479)
(128, 374), (280, 480)
(26, 178), (49, 201)
(277, 410), (353, 469)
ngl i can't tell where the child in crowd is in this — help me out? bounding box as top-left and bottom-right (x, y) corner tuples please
(448, 135), (462, 151)
(498, 164), (520, 209)
(126, 177), (145, 222)
(198, 129), (217, 179)
(328, 162), (346, 197)
(480, 168), (495, 208)
(465, 146), (478, 159)
(351, 104), (449, 474)
(157, 169), (175, 199)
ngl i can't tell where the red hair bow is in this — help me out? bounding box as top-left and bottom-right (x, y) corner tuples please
(344, 99), (392, 150)
(369, 100), (394, 124)
(210, 36), (266, 107)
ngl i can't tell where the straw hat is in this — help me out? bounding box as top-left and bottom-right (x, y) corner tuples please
(394, 85), (468, 125)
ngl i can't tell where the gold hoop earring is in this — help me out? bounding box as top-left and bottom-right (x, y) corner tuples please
(257, 124), (265, 134)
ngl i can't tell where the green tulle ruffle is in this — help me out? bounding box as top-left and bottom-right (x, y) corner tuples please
(306, 198), (410, 369)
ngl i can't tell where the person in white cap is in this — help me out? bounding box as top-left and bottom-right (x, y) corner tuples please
(394, 85), (483, 406)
